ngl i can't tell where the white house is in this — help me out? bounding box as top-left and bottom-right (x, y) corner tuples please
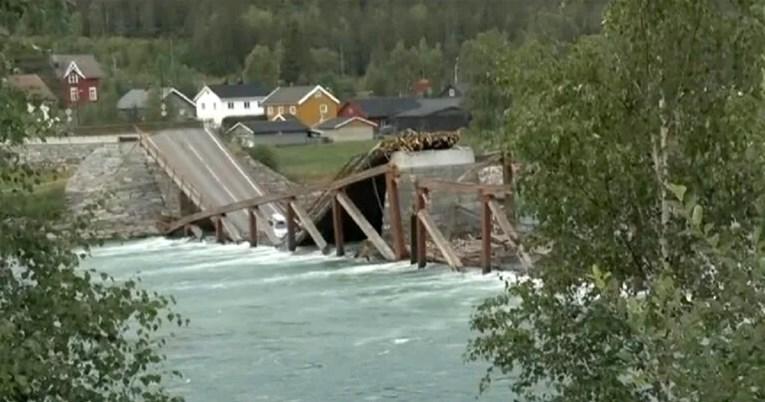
(193, 83), (272, 126)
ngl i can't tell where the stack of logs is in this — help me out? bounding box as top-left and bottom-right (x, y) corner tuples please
(375, 130), (462, 157)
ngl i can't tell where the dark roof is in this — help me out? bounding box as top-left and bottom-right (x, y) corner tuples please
(261, 86), (316, 105)
(235, 120), (310, 135)
(317, 116), (377, 130)
(7, 74), (56, 101)
(395, 97), (464, 117)
(208, 83), (271, 99)
(50, 54), (104, 78)
(440, 83), (471, 97)
(346, 97), (421, 119)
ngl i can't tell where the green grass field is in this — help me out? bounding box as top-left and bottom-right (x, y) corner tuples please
(271, 140), (380, 183)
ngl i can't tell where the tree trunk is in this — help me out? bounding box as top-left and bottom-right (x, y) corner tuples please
(653, 96), (670, 269)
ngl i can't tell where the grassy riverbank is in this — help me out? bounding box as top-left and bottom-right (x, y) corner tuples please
(270, 140), (379, 183)
(1, 171), (69, 220)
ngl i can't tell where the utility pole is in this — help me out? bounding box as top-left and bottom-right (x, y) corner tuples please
(453, 56), (459, 85)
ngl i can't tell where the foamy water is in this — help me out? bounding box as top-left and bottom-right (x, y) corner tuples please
(82, 238), (513, 401)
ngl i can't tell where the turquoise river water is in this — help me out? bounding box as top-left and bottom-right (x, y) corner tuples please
(82, 238), (515, 402)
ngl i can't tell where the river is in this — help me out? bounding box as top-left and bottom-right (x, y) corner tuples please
(82, 238), (514, 401)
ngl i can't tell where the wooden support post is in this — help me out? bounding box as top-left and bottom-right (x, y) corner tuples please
(183, 224), (190, 237)
(481, 193), (492, 274)
(248, 208), (258, 247)
(332, 193), (345, 256)
(336, 192), (396, 261)
(215, 215), (225, 244)
(417, 210), (463, 270)
(286, 200), (297, 252)
(290, 200), (330, 254)
(416, 186), (428, 269)
(487, 199), (519, 245)
(386, 165), (407, 260)
(409, 213), (418, 265)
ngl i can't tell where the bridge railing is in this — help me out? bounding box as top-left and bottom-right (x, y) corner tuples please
(135, 128), (208, 211)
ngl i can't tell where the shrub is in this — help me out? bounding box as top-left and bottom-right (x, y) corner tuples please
(247, 145), (279, 171)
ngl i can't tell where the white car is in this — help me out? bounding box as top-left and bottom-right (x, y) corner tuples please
(269, 213), (287, 238)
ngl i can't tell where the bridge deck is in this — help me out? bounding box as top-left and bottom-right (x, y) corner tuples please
(142, 127), (281, 243)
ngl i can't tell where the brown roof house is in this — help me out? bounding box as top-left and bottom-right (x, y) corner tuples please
(316, 116), (377, 142)
(7, 74), (57, 103)
(261, 85), (340, 127)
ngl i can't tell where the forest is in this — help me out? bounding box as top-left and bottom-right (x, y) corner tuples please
(9, 0), (609, 123)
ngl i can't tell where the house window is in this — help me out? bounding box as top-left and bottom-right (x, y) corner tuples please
(267, 106), (273, 115)
(320, 104), (328, 113)
(213, 103), (217, 110)
(314, 91), (322, 99)
(69, 87), (78, 102)
(228, 102), (234, 109)
(201, 102), (206, 110)
(68, 74), (78, 84)
(278, 106), (284, 114)
(88, 87), (97, 101)
(289, 105), (297, 114)
(244, 101), (251, 109)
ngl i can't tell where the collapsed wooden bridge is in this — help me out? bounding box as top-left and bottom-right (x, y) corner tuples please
(163, 160), (522, 273)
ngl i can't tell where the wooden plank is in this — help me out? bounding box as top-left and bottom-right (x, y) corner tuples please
(286, 200), (297, 252)
(188, 224), (203, 240)
(409, 213), (418, 265)
(415, 186), (428, 268)
(481, 195), (492, 274)
(214, 215), (225, 244)
(248, 208), (258, 247)
(332, 195), (345, 256)
(335, 192), (396, 261)
(417, 210), (463, 270)
(487, 199), (519, 245)
(290, 201), (329, 254)
(386, 166), (408, 260)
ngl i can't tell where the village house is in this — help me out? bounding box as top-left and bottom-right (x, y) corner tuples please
(338, 97), (420, 130)
(391, 97), (471, 133)
(7, 74), (58, 122)
(7, 74), (57, 104)
(194, 83), (271, 126)
(116, 87), (196, 122)
(439, 83), (471, 98)
(261, 85), (340, 127)
(315, 116), (377, 142)
(50, 54), (104, 107)
(226, 117), (319, 147)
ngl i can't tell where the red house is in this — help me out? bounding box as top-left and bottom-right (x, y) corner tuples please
(338, 97), (420, 129)
(50, 54), (104, 107)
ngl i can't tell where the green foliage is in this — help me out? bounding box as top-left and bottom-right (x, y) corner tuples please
(1, 4), (185, 401)
(468, 1), (765, 401)
(243, 44), (281, 88)
(246, 145), (279, 171)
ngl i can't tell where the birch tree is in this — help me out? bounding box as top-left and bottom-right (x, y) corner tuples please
(468, 1), (765, 400)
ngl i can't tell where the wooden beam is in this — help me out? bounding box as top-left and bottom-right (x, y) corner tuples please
(286, 199), (297, 252)
(163, 164), (390, 235)
(481, 194), (492, 274)
(386, 165), (408, 260)
(290, 200), (329, 254)
(188, 224), (203, 240)
(417, 210), (463, 270)
(214, 215), (225, 244)
(335, 192), (396, 261)
(332, 194), (345, 256)
(487, 199), (519, 245)
(409, 213), (418, 265)
(417, 178), (511, 196)
(248, 208), (258, 247)
(415, 186), (428, 268)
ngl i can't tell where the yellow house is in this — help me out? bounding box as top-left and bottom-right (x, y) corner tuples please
(261, 85), (340, 127)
